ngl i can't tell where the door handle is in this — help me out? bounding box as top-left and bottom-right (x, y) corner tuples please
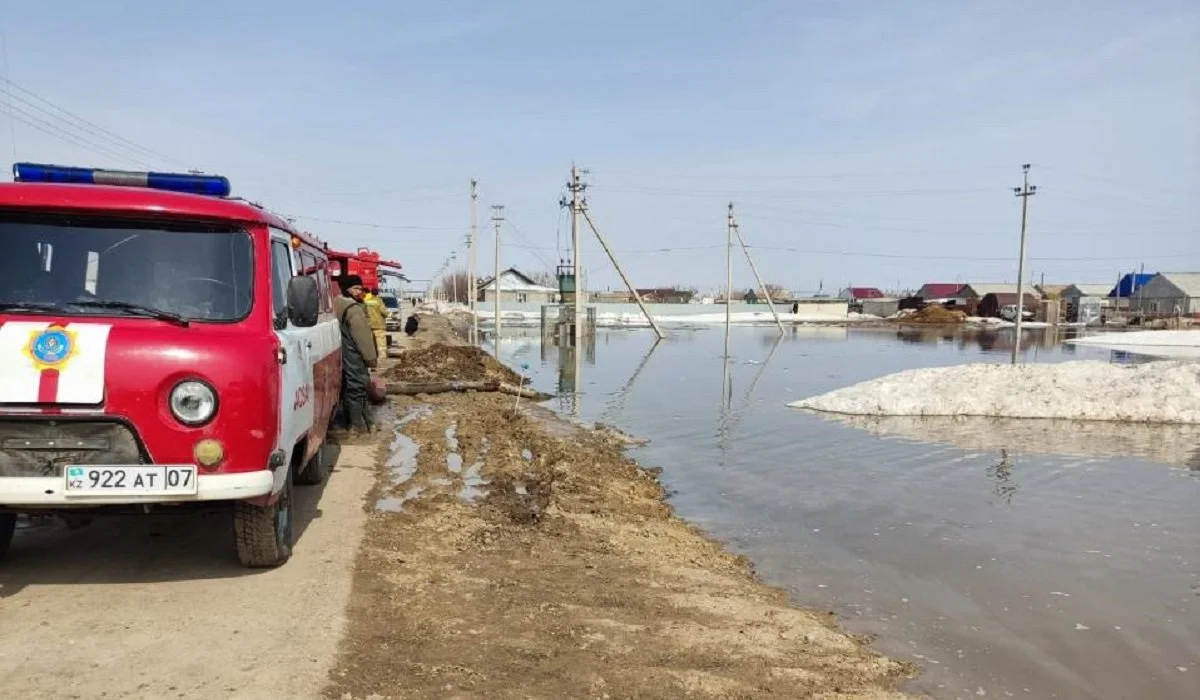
(305, 340), (313, 350)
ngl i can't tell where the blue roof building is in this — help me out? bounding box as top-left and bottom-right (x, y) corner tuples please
(1109, 273), (1155, 298)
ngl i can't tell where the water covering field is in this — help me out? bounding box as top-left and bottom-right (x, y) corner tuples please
(493, 324), (1199, 700)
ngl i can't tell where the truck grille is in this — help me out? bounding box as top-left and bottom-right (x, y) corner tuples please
(0, 420), (145, 478)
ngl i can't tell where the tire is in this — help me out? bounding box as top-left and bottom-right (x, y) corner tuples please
(233, 471), (293, 567)
(294, 443), (329, 486)
(0, 513), (15, 561)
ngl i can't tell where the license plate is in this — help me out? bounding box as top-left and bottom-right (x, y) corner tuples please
(64, 465), (198, 497)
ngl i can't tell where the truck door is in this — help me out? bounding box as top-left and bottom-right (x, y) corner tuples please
(269, 234), (315, 479)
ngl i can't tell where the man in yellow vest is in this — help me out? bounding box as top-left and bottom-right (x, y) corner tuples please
(363, 288), (388, 359)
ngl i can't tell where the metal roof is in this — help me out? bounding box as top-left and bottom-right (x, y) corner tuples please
(1064, 284), (1113, 297)
(477, 268), (558, 293)
(1156, 272), (1200, 297)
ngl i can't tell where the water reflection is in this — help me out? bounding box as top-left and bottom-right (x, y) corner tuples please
(814, 413), (1200, 469)
(987, 449), (1017, 504)
(600, 337), (661, 424)
(507, 325), (1198, 699)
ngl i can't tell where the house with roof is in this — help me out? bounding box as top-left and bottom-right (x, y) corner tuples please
(477, 268), (559, 304)
(840, 287), (885, 301)
(1035, 284), (1070, 300)
(635, 287), (694, 304)
(1129, 273), (1200, 318)
(1060, 284), (1114, 323)
(959, 283), (1033, 300)
(915, 283), (964, 301)
(1109, 273), (1156, 299)
(977, 292), (1041, 319)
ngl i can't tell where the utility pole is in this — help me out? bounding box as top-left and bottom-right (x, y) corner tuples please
(569, 165), (584, 347)
(1011, 163), (1037, 365)
(728, 203), (785, 334)
(468, 179), (479, 343)
(491, 204), (504, 344)
(581, 209), (665, 339)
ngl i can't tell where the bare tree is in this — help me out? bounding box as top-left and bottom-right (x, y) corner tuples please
(439, 270), (472, 302)
(761, 283), (790, 300)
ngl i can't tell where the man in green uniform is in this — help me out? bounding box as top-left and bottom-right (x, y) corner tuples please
(334, 275), (378, 434)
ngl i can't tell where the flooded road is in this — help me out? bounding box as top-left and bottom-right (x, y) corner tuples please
(499, 325), (1200, 700)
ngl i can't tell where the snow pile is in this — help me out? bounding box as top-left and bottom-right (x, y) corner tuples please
(817, 414), (1200, 468)
(1066, 330), (1200, 359)
(788, 360), (1200, 423)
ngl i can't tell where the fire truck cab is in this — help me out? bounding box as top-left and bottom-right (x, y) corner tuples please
(0, 163), (342, 567)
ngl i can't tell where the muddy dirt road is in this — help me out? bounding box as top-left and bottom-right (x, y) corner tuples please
(0, 442), (376, 699)
(326, 312), (918, 699)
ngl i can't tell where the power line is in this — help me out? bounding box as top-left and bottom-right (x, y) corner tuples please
(289, 214), (459, 231)
(0, 101), (155, 168)
(1035, 164), (1194, 198)
(592, 184), (1001, 199)
(0, 75), (182, 167)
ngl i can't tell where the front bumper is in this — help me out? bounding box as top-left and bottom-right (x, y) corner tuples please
(0, 470), (274, 507)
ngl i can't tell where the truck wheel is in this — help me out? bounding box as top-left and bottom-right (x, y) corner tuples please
(234, 473), (293, 567)
(0, 514), (15, 560)
(294, 443), (329, 486)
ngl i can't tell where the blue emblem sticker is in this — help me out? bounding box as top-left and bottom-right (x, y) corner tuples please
(25, 325), (78, 371)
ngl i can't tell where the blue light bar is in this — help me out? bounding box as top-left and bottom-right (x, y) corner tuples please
(12, 162), (231, 197)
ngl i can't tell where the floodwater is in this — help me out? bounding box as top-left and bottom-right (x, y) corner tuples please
(494, 324), (1200, 700)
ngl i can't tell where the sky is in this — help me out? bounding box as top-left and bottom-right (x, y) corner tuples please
(1, 0), (1196, 295)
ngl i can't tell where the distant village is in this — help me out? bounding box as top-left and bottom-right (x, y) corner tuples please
(457, 268), (1200, 325)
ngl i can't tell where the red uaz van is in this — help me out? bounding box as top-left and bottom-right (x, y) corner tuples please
(0, 163), (342, 567)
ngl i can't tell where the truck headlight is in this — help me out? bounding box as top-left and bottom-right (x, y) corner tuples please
(170, 380), (217, 426)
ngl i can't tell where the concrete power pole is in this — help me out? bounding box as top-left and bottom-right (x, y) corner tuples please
(491, 204), (504, 344)
(1011, 163), (1037, 365)
(468, 179), (479, 343)
(569, 165), (584, 347)
(728, 203), (785, 334)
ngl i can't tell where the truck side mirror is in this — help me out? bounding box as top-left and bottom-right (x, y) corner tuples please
(286, 276), (320, 328)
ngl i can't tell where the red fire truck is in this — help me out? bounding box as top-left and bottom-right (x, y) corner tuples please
(327, 247), (403, 292)
(0, 163), (342, 567)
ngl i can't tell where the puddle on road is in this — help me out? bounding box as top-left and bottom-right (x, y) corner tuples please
(375, 485), (425, 513)
(375, 406), (432, 512)
(445, 423), (463, 473)
(458, 437), (491, 504)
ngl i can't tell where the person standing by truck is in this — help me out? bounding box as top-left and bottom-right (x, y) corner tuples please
(334, 275), (378, 435)
(363, 287), (388, 359)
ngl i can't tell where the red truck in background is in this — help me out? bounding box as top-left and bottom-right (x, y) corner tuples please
(326, 248), (402, 292)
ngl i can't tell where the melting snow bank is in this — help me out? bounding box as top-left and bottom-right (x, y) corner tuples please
(1064, 330), (1200, 359)
(789, 360), (1200, 423)
(817, 414), (1200, 468)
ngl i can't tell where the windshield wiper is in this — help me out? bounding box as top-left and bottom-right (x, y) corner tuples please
(0, 301), (68, 314)
(70, 300), (190, 327)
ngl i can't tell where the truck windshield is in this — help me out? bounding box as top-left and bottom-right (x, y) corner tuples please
(0, 214), (253, 322)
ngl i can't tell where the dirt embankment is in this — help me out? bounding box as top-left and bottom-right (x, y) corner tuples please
(326, 312), (919, 699)
(891, 306), (967, 325)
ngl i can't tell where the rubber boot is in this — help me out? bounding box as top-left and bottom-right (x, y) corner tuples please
(347, 401), (370, 436)
(363, 401), (376, 432)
